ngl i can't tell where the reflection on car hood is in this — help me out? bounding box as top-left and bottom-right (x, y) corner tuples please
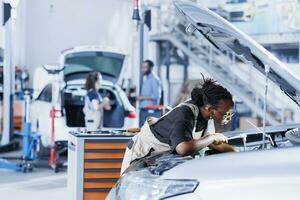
(125, 151), (193, 175)
(174, 0), (300, 106)
(161, 147), (300, 181)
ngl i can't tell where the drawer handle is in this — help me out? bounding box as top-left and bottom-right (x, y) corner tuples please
(68, 142), (76, 151)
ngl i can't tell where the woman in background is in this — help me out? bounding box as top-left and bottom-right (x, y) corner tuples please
(83, 71), (111, 131)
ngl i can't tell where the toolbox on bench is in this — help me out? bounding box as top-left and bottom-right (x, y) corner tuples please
(68, 130), (133, 200)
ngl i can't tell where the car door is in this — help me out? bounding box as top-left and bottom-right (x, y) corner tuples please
(30, 84), (53, 146)
(100, 87), (125, 128)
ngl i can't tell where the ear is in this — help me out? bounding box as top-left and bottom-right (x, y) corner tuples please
(205, 105), (213, 111)
(206, 105), (214, 116)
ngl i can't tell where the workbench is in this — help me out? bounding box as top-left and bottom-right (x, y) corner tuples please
(67, 131), (132, 200)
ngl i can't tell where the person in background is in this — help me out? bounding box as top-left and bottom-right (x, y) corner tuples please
(137, 59), (162, 126)
(83, 71), (111, 131)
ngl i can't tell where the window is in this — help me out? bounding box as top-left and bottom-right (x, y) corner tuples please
(64, 51), (125, 79)
(37, 84), (52, 102)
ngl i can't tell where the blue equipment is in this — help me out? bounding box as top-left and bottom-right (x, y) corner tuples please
(0, 90), (41, 173)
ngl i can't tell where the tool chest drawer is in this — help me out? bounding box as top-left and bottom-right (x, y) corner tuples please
(68, 132), (132, 200)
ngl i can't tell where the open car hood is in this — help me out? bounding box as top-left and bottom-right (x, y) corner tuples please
(174, 0), (300, 106)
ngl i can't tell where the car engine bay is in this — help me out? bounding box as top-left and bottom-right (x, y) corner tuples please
(124, 123), (300, 175)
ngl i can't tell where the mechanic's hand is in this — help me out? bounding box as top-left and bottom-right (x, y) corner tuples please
(104, 104), (111, 111)
(103, 97), (110, 104)
(211, 133), (228, 145)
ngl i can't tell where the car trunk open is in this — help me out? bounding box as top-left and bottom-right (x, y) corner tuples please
(63, 86), (125, 128)
(62, 50), (126, 128)
(63, 51), (125, 84)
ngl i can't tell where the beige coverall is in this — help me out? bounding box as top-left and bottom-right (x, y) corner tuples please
(121, 102), (199, 174)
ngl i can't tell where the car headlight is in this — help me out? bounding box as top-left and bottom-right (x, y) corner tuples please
(112, 170), (199, 200)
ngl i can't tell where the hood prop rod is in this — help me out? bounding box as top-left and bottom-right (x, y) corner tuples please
(246, 119), (276, 147)
(262, 65), (270, 149)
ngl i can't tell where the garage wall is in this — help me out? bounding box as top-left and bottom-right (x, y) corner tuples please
(14, 0), (136, 84)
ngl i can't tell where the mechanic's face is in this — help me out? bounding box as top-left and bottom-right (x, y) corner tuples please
(210, 100), (234, 125)
(95, 80), (101, 90)
(142, 62), (151, 75)
(95, 73), (102, 90)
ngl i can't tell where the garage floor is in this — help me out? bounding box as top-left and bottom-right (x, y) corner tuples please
(0, 151), (67, 200)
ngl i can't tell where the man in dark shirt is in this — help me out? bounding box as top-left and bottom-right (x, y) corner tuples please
(137, 60), (162, 126)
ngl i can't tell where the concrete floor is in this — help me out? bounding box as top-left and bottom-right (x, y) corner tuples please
(0, 151), (68, 200)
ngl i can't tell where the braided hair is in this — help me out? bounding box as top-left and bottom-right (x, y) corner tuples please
(191, 75), (233, 107)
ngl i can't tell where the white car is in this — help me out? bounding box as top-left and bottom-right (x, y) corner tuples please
(107, 1), (300, 199)
(30, 46), (137, 150)
(108, 126), (300, 200)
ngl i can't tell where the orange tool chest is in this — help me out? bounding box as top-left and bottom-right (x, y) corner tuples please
(68, 131), (132, 200)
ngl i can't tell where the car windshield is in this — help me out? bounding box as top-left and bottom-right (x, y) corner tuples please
(64, 51), (124, 78)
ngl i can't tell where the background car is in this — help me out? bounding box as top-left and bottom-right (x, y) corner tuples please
(30, 46), (137, 150)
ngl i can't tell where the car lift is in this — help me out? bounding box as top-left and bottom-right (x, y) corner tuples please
(0, 90), (41, 172)
(0, 2), (41, 173)
(0, 1), (19, 167)
(1, 1), (15, 150)
(42, 65), (66, 172)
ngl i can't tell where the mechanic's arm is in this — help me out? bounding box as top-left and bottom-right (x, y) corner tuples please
(176, 134), (227, 156)
(92, 97), (111, 110)
(209, 143), (239, 152)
